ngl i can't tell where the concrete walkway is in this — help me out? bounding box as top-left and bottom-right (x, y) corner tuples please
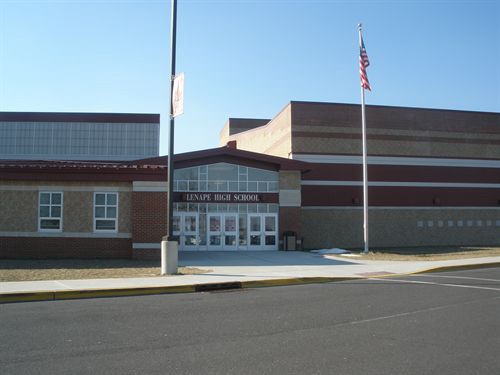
(1, 251), (500, 303)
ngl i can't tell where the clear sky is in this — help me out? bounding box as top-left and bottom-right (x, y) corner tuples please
(1, 0), (499, 155)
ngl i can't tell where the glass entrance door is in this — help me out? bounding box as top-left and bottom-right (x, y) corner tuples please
(173, 213), (198, 251)
(248, 214), (278, 250)
(248, 214), (262, 249)
(174, 211), (278, 251)
(208, 214), (222, 249)
(262, 214), (278, 250)
(208, 214), (238, 250)
(223, 214), (238, 250)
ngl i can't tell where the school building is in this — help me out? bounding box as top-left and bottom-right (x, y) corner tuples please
(1, 102), (499, 259)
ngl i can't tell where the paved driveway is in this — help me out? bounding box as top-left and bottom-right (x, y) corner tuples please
(178, 250), (353, 267)
(178, 251), (500, 280)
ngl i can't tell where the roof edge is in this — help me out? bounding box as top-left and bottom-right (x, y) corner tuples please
(289, 101), (500, 116)
(0, 112), (160, 123)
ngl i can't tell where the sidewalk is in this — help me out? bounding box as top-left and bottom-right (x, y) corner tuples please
(1, 251), (499, 303)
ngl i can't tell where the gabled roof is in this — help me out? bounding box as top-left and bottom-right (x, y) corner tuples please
(132, 146), (310, 171)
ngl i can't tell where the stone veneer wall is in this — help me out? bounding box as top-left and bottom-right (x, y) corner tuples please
(0, 190), (38, 232)
(0, 181), (133, 258)
(63, 192), (93, 232)
(300, 208), (500, 250)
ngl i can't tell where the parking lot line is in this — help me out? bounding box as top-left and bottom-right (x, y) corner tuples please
(414, 275), (500, 282)
(369, 277), (500, 291)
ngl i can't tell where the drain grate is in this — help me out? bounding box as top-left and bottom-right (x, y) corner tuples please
(195, 281), (243, 292)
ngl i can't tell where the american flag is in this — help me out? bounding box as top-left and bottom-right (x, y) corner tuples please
(359, 37), (371, 91)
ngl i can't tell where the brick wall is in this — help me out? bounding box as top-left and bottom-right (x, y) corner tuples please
(0, 181), (134, 259)
(279, 207), (301, 249)
(225, 104), (292, 158)
(0, 237), (132, 259)
(290, 102), (500, 159)
(132, 192), (168, 243)
(133, 248), (160, 260)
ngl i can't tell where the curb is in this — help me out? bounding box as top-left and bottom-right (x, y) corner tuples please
(0, 277), (361, 304)
(0, 285), (196, 304)
(1, 261), (498, 304)
(241, 277), (358, 289)
(414, 261), (500, 275)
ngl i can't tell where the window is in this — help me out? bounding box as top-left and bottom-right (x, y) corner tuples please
(39, 192), (63, 231)
(173, 163), (279, 193)
(94, 192), (118, 231)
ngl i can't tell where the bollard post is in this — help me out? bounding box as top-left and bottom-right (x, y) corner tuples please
(161, 239), (178, 275)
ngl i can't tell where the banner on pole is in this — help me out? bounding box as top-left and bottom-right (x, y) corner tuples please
(172, 73), (185, 118)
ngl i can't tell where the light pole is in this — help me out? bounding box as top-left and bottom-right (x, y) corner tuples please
(161, 0), (178, 275)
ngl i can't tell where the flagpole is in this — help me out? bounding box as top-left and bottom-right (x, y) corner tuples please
(358, 23), (369, 254)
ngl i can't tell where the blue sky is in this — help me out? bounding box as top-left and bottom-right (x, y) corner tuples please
(1, 0), (499, 155)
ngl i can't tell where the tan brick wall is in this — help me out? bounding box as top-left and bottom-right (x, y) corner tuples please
(293, 136), (500, 159)
(291, 124), (500, 159)
(0, 182), (132, 234)
(220, 119), (271, 146)
(300, 209), (361, 249)
(293, 136), (360, 155)
(367, 139), (500, 159)
(290, 101), (500, 159)
(264, 133), (291, 156)
(222, 102), (500, 160)
(119, 192), (132, 233)
(226, 105), (292, 158)
(279, 207), (301, 248)
(219, 120), (231, 145)
(279, 171), (301, 190)
(64, 192), (93, 232)
(301, 208), (500, 250)
(0, 191), (37, 232)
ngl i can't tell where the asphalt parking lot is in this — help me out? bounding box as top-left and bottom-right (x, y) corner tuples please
(373, 266), (500, 289)
(1, 267), (499, 375)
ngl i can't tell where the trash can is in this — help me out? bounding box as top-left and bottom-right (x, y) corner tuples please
(283, 231), (296, 251)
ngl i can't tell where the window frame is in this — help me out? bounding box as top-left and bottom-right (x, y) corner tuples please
(93, 192), (119, 232)
(38, 191), (63, 232)
(173, 163), (279, 193)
